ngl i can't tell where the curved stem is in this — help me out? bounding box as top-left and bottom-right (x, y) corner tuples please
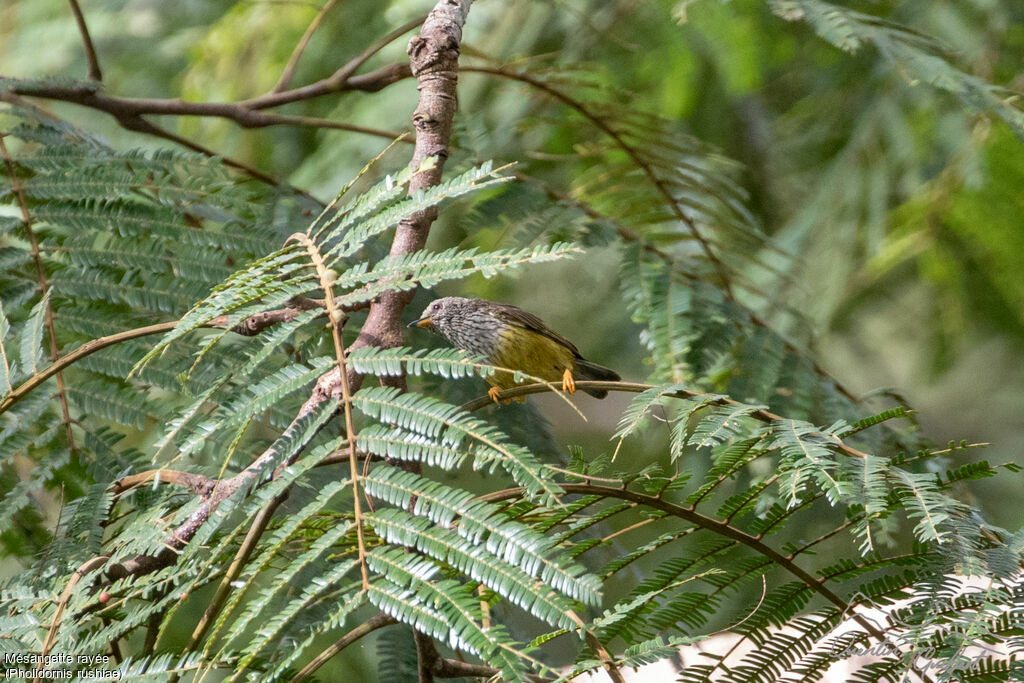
(291, 613), (396, 682)
(67, 0), (102, 81)
(478, 482), (888, 644)
(273, 0), (342, 93)
(0, 300), (334, 416)
(289, 231), (370, 589)
(463, 380), (869, 459)
(186, 492), (288, 653)
(0, 321), (176, 415)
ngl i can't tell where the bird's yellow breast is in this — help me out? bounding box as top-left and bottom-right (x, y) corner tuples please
(488, 326), (576, 389)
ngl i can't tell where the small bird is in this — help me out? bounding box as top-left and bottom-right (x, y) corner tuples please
(409, 296), (620, 403)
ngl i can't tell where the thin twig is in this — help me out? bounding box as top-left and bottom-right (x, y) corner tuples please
(0, 321), (175, 416)
(317, 15), (428, 95)
(288, 231), (370, 589)
(109, 469), (215, 498)
(273, 0), (342, 92)
(0, 301), (336, 416)
(36, 556), (110, 681)
(67, 0), (102, 81)
(461, 380), (869, 459)
(112, 114), (281, 186)
(186, 492), (288, 651)
(513, 169), (862, 405)
(291, 613), (397, 682)
(6, 63), (412, 120)
(0, 83), (405, 190)
(478, 483), (889, 644)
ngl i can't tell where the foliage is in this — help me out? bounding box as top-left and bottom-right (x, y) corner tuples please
(1, 0), (1023, 681)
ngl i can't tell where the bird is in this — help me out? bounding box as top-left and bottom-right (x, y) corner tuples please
(408, 296), (620, 403)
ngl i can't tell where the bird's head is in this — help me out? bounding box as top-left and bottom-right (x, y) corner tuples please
(408, 296), (471, 337)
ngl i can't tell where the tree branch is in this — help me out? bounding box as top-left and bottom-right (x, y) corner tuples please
(0, 299), (337, 416)
(340, 0), (472, 390)
(461, 380), (870, 459)
(4, 82), (405, 136)
(312, 15), (427, 97)
(53, 7), (481, 675)
(293, 612), (511, 682)
(186, 491), (288, 651)
(101, 0), (474, 590)
(415, 629), (439, 683)
(273, 0), (342, 93)
(67, 0), (102, 81)
(4, 63), (412, 125)
(292, 613), (397, 682)
(291, 2), (475, 677)
(478, 482), (889, 644)
(109, 469), (215, 498)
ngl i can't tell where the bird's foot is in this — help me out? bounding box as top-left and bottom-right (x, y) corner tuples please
(488, 387), (504, 404)
(562, 368), (577, 395)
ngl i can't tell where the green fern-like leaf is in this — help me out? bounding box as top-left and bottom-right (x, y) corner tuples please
(355, 386), (563, 505)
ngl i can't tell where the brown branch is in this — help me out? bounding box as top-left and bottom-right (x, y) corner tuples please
(101, 298), (362, 581)
(3, 43), (412, 190)
(111, 112), (282, 186)
(215, 296), (327, 336)
(298, 0), (472, 418)
(186, 491), (288, 650)
(292, 613), (397, 682)
(342, 0), (472, 386)
(109, 469), (215, 498)
(0, 91), (271, 189)
(246, 61), (414, 109)
(0, 321), (176, 416)
(0, 134), (76, 452)
(289, 2), (476, 677)
(5, 64), (412, 124)
(415, 630), (439, 683)
(478, 483), (889, 645)
(36, 555), (110, 681)
(433, 658), (504, 679)
(461, 380), (869, 459)
(67, 0), (102, 81)
(309, 15), (427, 98)
(0, 300), (334, 416)
(293, 612), (511, 682)
(105, 396), (335, 581)
(65, 6), (478, 671)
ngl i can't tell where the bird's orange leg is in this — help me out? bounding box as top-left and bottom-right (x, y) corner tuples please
(562, 368), (577, 394)
(488, 387), (504, 404)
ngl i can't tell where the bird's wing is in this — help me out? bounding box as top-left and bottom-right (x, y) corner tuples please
(491, 303), (582, 358)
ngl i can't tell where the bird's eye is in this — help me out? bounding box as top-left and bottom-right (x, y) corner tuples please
(431, 303), (441, 312)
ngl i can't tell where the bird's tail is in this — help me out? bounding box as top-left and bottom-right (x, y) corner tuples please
(574, 359), (621, 399)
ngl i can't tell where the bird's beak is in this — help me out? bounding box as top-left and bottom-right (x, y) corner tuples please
(408, 316), (432, 329)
